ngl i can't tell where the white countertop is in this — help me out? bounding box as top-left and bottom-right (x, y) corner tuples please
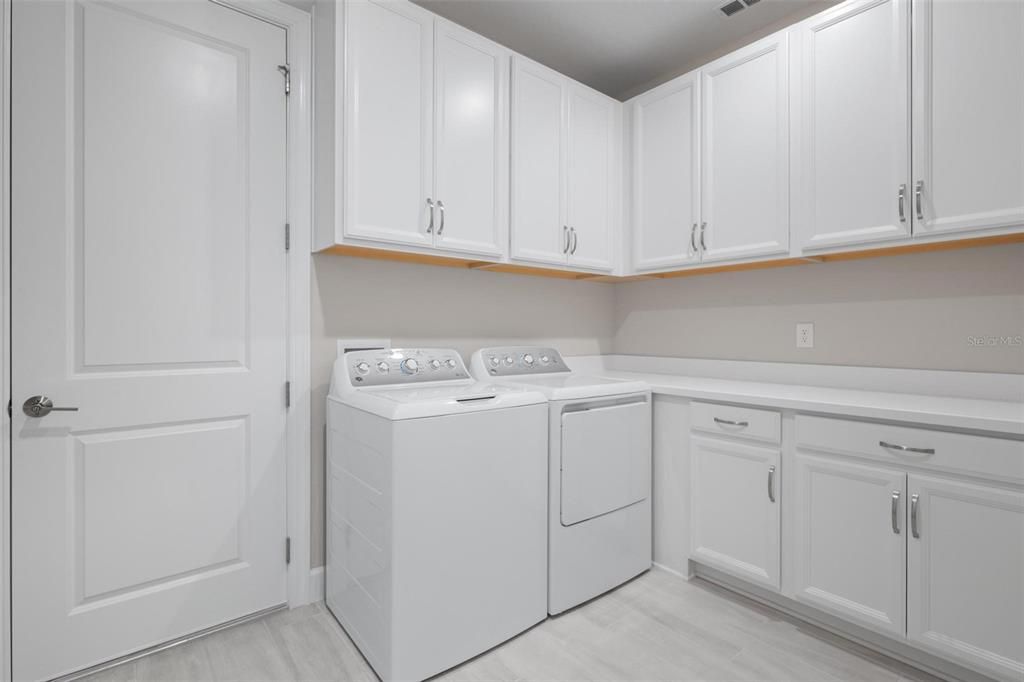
(592, 368), (1024, 437)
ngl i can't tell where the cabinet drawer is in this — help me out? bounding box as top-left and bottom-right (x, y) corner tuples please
(795, 415), (1024, 484)
(691, 402), (781, 445)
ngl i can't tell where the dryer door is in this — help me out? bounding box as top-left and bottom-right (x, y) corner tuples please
(560, 398), (651, 526)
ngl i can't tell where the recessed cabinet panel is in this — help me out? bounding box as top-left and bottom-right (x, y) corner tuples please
(791, 453), (906, 637)
(511, 59), (567, 266)
(567, 85), (615, 271)
(907, 475), (1024, 681)
(631, 74), (701, 271)
(912, 0), (1024, 237)
(794, 0), (911, 251)
(700, 34), (790, 263)
(344, 0), (434, 247)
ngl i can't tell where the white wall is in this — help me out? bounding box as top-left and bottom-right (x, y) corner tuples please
(310, 254), (616, 566)
(613, 244), (1024, 374)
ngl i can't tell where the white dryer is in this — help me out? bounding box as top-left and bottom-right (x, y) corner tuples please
(470, 347), (652, 614)
(327, 348), (548, 682)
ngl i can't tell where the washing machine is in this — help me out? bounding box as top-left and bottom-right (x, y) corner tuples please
(326, 348), (548, 682)
(469, 346), (652, 614)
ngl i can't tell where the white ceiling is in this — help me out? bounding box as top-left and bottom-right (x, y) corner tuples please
(413, 0), (835, 100)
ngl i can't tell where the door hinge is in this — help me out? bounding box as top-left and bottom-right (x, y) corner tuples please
(277, 64), (291, 96)
(285, 381), (291, 408)
(285, 223), (291, 252)
(285, 537), (291, 564)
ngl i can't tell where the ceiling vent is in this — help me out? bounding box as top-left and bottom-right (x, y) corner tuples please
(720, 0), (760, 17)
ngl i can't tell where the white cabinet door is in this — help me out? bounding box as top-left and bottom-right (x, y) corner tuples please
(433, 21), (509, 257)
(700, 34), (789, 264)
(511, 58), (567, 266)
(567, 84), (616, 271)
(690, 436), (780, 590)
(791, 453), (906, 637)
(912, 0), (1024, 237)
(343, 0), (434, 247)
(907, 474), (1024, 681)
(793, 0), (911, 251)
(631, 73), (701, 271)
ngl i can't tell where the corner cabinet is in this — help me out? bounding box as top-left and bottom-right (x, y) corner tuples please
(511, 57), (619, 272)
(320, 0), (509, 259)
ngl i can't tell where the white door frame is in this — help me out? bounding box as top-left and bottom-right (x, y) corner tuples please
(0, 1), (313, 679)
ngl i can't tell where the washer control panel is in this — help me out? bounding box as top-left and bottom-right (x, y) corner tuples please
(346, 348), (468, 387)
(478, 346), (570, 376)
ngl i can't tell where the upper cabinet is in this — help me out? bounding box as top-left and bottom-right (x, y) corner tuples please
(700, 33), (790, 264)
(911, 0), (1024, 237)
(511, 57), (619, 272)
(792, 0), (911, 251)
(319, 0), (509, 259)
(630, 72), (701, 272)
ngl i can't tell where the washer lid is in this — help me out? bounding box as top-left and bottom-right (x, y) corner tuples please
(332, 382), (546, 420)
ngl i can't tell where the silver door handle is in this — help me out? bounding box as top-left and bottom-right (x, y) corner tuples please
(563, 225), (570, 254)
(910, 493), (920, 539)
(897, 184), (906, 223)
(891, 490), (901, 534)
(23, 396), (79, 418)
(699, 221), (707, 251)
(879, 441), (935, 455)
(767, 465), (776, 503)
(914, 180), (924, 220)
(570, 227), (578, 255)
(426, 198), (435, 234)
(713, 417), (749, 427)
(436, 200), (445, 235)
(690, 223), (697, 253)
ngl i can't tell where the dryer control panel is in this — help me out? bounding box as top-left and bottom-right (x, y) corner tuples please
(344, 348), (469, 387)
(476, 346), (570, 376)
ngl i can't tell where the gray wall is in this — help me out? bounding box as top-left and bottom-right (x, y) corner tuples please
(613, 244), (1024, 374)
(310, 254), (616, 566)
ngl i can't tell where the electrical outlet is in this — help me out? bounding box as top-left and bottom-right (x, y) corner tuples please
(796, 323), (814, 349)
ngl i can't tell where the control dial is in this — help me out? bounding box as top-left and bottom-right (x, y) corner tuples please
(355, 361), (370, 375)
(429, 359), (441, 370)
(523, 353), (535, 366)
(504, 356), (515, 366)
(489, 356), (500, 367)
(400, 358), (419, 375)
(376, 361), (389, 373)
(445, 358), (457, 369)
(540, 354), (550, 364)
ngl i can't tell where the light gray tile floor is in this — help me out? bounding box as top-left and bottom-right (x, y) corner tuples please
(81, 569), (941, 682)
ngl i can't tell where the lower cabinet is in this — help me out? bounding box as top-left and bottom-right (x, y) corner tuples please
(690, 435), (780, 590)
(790, 453), (907, 637)
(907, 475), (1024, 681)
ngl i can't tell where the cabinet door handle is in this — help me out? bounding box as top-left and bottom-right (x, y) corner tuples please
(426, 198), (435, 234)
(563, 225), (570, 254)
(914, 180), (924, 220)
(767, 465), (776, 503)
(897, 184), (907, 223)
(699, 221), (707, 251)
(437, 200), (446, 235)
(713, 417), (749, 427)
(910, 493), (920, 539)
(690, 223), (698, 254)
(891, 490), (901, 534)
(879, 440), (935, 455)
(570, 227), (578, 255)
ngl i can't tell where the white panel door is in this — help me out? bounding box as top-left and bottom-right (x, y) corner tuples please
(433, 21), (509, 257)
(907, 474), (1024, 681)
(511, 58), (567, 266)
(791, 453), (906, 637)
(794, 0), (911, 251)
(343, 0), (434, 247)
(690, 436), (780, 590)
(912, 0), (1024, 237)
(11, 2), (288, 679)
(566, 83), (615, 271)
(560, 401), (650, 526)
(700, 34), (789, 264)
(631, 72), (701, 271)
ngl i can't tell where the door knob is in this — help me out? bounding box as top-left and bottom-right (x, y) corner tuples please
(22, 396), (79, 418)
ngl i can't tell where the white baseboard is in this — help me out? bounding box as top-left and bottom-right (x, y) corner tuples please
(309, 566), (324, 603)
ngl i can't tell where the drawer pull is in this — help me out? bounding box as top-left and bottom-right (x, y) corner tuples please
(891, 490), (901, 534)
(767, 465), (776, 503)
(911, 493), (920, 539)
(879, 440), (935, 455)
(714, 417), (749, 428)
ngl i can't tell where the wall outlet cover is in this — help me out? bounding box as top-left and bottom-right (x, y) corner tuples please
(796, 323), (814, 349)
